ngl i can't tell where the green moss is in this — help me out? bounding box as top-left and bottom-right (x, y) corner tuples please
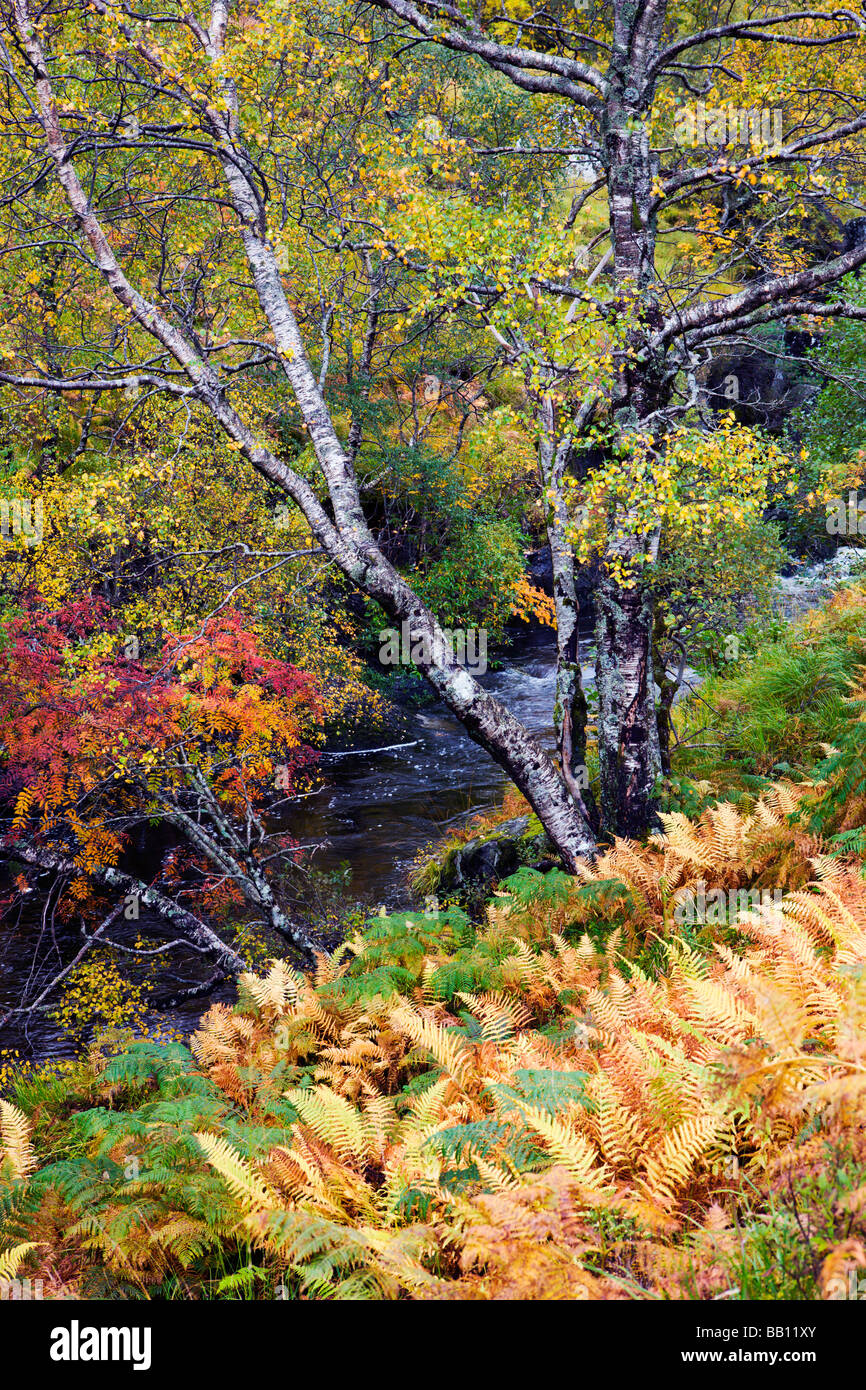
(410, 811), (554, 911)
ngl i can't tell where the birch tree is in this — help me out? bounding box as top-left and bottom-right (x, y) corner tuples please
(367, 0), (866, 833)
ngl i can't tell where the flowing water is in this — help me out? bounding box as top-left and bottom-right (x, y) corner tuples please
(281, 630), (574, 906)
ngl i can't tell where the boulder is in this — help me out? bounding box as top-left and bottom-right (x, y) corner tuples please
(429, 814), (556, 904)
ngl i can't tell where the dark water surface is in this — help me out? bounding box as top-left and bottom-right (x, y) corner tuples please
(282, 632), (579, 904)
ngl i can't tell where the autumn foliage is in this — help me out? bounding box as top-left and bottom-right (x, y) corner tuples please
(0, 595), (319, 878)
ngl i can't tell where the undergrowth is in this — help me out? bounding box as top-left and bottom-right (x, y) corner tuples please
(6, 592), (866, 1300)
(4, 781), (866, 1300)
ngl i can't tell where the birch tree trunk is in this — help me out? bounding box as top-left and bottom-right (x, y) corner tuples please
(595, 552), (662, 835)
(590, 0), (667, 835)
(537, 397), (597, 831)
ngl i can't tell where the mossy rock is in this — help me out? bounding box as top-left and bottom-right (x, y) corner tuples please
(415, 814), (556, 910)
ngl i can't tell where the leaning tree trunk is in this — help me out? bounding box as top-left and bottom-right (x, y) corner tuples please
(361, 564), (599, 869)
